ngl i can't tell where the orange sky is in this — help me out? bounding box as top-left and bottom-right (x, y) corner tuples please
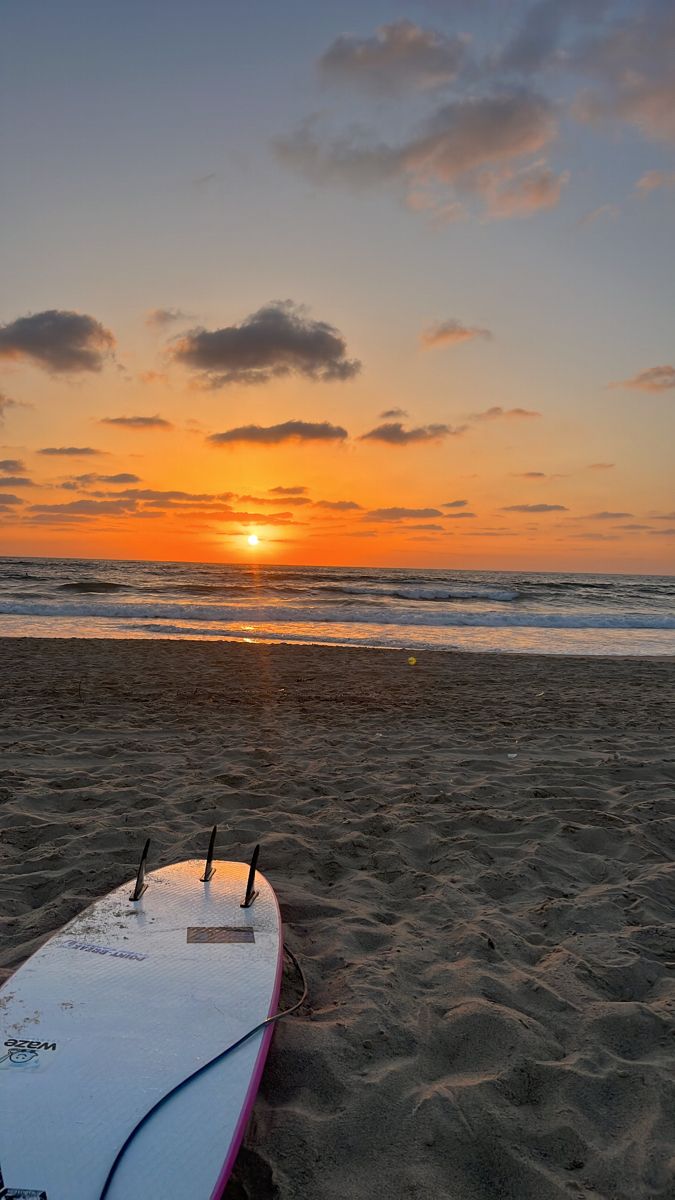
(1, 1), (674, 573)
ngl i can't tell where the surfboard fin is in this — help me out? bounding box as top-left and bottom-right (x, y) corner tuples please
(240, 844), (260, 908)
(130, 838), (150, 901)
(201, 825), (217, 882)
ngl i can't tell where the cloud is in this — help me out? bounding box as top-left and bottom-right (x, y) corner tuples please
(62, 472), (142, 489)
(29, 498), (139, 516)
(318, 20), (469, 94)
(495, 0), (601, 76)
(276, 90), (563, 221)
(587, 510), (633, 519)
(444, 511), (476, 518)
(38, 446), (105, 457)
(515, 471), (547, 478)
(635, 169), (675, 194)
(653, 511), (675, 520)
(650, 527), (675, 535)
(366, 506), (444, 521)
(359, 421), (465, 444)
(573, 1), (675, 143)
(421, 319), (492, 348)
(502, 503), (568, 512)
(145, 308), (192, 328)
(379, 407), (408, 419)
(314, 499), (363, 511)
(609, 365), (675, 392)
(170, 301), (360, 387)
(470, 405), (541, 420)
(101, 415), (174, 430)
(0, 476), (35, 487)
(0, 459), (25, 473)
(406, 523), (445, 531)
(617, 523), (651, 531)
(578, 203), (619, 227)
(237, 493), (312, 507)
(443, 499), (468, 507)
(477, 159), (569, 218)
(0, 310), (114, 373)
(208, 420), (348, 446)
(270, 485), (308, 495)
(588, 462), (614, 470)
(0, 492), (23, 507)
(0, 392), (24, 423)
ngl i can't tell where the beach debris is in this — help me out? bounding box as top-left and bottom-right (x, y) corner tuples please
(507, 753), (518, 758)
(407, 656), (417, 666)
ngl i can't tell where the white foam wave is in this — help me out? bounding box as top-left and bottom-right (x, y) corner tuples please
(0, 598), (673, 631)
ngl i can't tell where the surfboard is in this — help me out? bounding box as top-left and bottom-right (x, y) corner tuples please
(0, 839), (283, 1200)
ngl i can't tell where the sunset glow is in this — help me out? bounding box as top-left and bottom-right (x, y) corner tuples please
(1, 2), (673, 573)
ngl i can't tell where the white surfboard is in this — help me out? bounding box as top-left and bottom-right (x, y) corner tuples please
(0, 839), (282, 1200)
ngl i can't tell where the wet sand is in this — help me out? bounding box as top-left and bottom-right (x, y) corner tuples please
(1, 638), (674, 1199)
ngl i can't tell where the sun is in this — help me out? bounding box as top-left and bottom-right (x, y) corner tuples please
(247, 534), (260, 547)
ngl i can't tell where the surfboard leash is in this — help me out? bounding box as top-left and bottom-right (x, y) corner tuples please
(97, 944), (307, 1199)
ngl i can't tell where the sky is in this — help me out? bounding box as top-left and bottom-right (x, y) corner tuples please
(1, 0), (674, 572)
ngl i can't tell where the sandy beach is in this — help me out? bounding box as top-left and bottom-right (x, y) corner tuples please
(1, 638), (674, 1200)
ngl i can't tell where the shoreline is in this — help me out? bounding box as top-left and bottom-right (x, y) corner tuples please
(1, 638), (674, 1198)
(1, 633), (674, 663)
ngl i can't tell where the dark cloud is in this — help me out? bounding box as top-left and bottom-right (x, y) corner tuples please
(653, 511), (675, 520)
(145, 308), (192, 329)
(573, 1), (675, 143)
(38, 446), (105, 457)
(101, 415), (174, 430)
(445, 511), (476, 518)
(406, 523), (446, 531)
(319, 20), (469, 94)
(0, 476), (35, 487)
(314, 499), (363, 511)
(237, 494), (313, 506)
(0, 392), (21, 423)
(649, 527), (675, 535)
(496, 0), (608, 76)
(276, 91), (565, 221)
(61, 472), (142, 490)
(470, 406), (541, 420)
(515, 471), (547, 478)
(108, 489), (235, 505)
(170, 301), (360, 387)
(0, 492), (23, 507)
(421, 319), (492, 348)
(269, 485), (308, 495)
(366, 506), (444, 521)
(443, 499), (468, 507)
(379, 408), (408, 419)
(208, 420), (348, 446)
(0, 310), (114, 373)
(617, 524), (651, 531)
(359, 421), (465, 444)
(586, 510), (633, 519)
(502, 503), (568, 512)
(0, 459), (25, 473)
(609, 365), (675, 392)
(587, 462), (614, 470)
(30, 499), (136, 515)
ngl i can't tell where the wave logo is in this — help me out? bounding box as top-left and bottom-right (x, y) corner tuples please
(0, 1039), (57, 1072)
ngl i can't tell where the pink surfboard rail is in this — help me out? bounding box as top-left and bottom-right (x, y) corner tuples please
(210, 889), (284, 1198)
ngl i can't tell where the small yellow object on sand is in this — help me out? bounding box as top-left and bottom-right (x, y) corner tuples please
(408, 656), (417, 666)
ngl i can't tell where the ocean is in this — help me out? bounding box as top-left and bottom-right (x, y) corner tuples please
(0, 556), (673, 655)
